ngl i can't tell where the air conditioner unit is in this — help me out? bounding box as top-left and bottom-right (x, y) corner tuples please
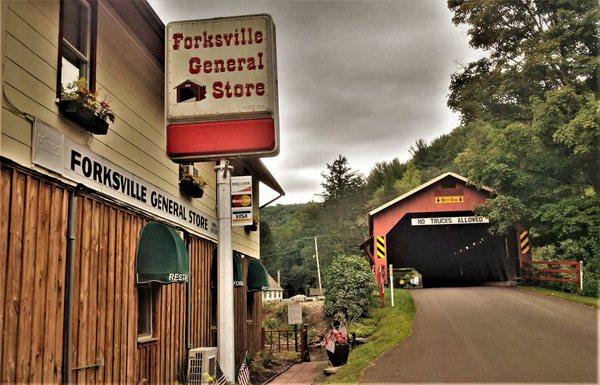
(188, 347), (218, 385)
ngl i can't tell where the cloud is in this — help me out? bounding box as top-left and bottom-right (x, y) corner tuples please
(150, 0), (480, 204)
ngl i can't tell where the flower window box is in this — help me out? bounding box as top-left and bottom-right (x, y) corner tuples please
(59, 78), (115, 135)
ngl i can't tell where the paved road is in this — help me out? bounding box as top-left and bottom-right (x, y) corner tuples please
(361, 287), (598, 384)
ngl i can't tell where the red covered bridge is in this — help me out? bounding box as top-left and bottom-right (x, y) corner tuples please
(363, 172), (532, 287)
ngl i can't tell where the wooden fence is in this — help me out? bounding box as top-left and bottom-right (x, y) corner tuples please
(522, 260), (582, 286)
(262, 326), (310, 362)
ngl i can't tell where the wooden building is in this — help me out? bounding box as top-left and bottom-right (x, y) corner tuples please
(0, 1), (284, 384)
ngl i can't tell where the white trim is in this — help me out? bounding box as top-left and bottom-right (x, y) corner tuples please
(368, 172), (495, 217)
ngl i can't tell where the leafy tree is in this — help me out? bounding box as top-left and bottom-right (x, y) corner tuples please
(448, 0), (599, 122)
(449, 0), (599, 293)
(366, 158), (407, 192)
(320, 155), (364, 202)
(323, 255), (377, 325)
(393, 162), (422, 195)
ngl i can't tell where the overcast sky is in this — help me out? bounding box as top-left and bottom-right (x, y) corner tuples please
(149, 0), (481, 204)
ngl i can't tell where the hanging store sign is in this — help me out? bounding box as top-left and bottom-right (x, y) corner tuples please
(435, 195), (464, 204)
(231, 175), (253, 226)
(166, 15), (279, 160)
(411, 216), (489, 226)
(31, 121), (219, 241)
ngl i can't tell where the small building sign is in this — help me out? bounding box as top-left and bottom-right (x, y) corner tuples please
(435, 195), (464, 204)
(287, 304), (302, 325)
(231, 176), (253, 226)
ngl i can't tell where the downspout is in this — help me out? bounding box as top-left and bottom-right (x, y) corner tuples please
(64, 184), (83, 384)
(185, 233), (191, 351)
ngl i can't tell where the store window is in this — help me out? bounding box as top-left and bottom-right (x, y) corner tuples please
(138, 285), (157, 341)
(58, 0), (97, 95)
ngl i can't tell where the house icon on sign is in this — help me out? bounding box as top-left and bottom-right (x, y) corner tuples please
(175, 79), (207, 103)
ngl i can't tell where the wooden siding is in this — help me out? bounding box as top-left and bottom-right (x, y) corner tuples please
(189, 236), (216, 349)
(73, 194), (192, 385)
(233, 258), (263, 362)
(0, 164), (69, 384)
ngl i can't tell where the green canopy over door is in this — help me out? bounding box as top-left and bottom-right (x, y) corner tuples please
(247, 258), (269, 292)
(136, 221), (189, 284)
(212, 250), (246, 287)
(233, 251), (245, 287)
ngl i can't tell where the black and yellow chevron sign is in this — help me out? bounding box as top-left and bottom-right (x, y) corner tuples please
(520, 230), (530, 254)
(376, 236), (386, 259)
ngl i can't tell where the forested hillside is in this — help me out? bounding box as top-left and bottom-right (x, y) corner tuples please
(261, 0), (599, 297)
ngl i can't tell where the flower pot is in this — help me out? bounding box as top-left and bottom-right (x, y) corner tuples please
(179, 178), (204, 198)
(58, 99), (109, 135)
(327, 343), (349, 367)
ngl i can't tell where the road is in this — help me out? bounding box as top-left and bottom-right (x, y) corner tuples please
(361, 287), (598, 384)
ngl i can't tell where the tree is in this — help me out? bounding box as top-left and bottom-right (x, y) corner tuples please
(320, 155), (364, 202)
(448, 0), (599, 122)
(448, 0), (600, 294)
(323, 255), (377, 325)
(393, 162), (422, 195)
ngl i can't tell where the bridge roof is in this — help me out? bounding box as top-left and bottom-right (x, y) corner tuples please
(368, 172), (494, 217)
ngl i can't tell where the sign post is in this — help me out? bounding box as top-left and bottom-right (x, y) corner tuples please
(389, 264), (394, 308)
(216, 159), (235, 380)
(165, 15), (279, 381)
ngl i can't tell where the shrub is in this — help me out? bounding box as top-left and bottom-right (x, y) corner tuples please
(323, 254), (377, 326)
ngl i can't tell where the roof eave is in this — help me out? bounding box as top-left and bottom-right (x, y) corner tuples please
(368, 172), (494, 217)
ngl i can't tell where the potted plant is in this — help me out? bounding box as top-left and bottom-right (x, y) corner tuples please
(179, 172), (208, 198)
(324, 320), (350, 367)
(58, 78), (115, 135)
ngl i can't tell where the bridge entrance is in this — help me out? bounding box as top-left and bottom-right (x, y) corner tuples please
(387, 212), (519, 286)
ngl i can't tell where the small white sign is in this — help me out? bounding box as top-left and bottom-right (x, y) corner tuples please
(32, 120), (64, 174)
(288, 304), (302, 325)
(231, 175), (253, 226)
(411, 216), (490, 226)
(166, 15), (277, 120)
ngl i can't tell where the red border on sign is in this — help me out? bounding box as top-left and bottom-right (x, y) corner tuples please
(167, 118), (276, 159)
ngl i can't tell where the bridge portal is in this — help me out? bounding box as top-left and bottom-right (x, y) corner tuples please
(366, 173), (529, 287)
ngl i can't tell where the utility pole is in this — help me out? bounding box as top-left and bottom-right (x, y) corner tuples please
(216, 159), (235, 381)
(314, 237), (323, 294)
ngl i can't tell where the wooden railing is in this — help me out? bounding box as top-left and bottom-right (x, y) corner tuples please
(523, 260), (582, 286)
(261, 326), (310, 362)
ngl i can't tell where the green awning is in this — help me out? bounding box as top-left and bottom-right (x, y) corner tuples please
(233, 251), (244, 287)
(247, 258), (269, 292)
(136, 221), (189, 284)
(212, 250), (246, 287)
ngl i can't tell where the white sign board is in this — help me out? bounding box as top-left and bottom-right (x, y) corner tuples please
(231, 175), (253, 226)
(287, 304), (302, 325)
(166, 15), (277, 120)
(411, 216), (490, 226)
(31, 121), (219, 241)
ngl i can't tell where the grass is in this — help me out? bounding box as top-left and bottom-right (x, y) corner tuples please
(323, 288), (416, 384)
(518, 285), (600, 308)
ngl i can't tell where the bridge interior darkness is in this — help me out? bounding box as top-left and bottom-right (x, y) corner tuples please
(387, 212), (519, 287)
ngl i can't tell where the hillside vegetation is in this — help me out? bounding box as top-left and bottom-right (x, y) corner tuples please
(260, 0), (599, 297)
